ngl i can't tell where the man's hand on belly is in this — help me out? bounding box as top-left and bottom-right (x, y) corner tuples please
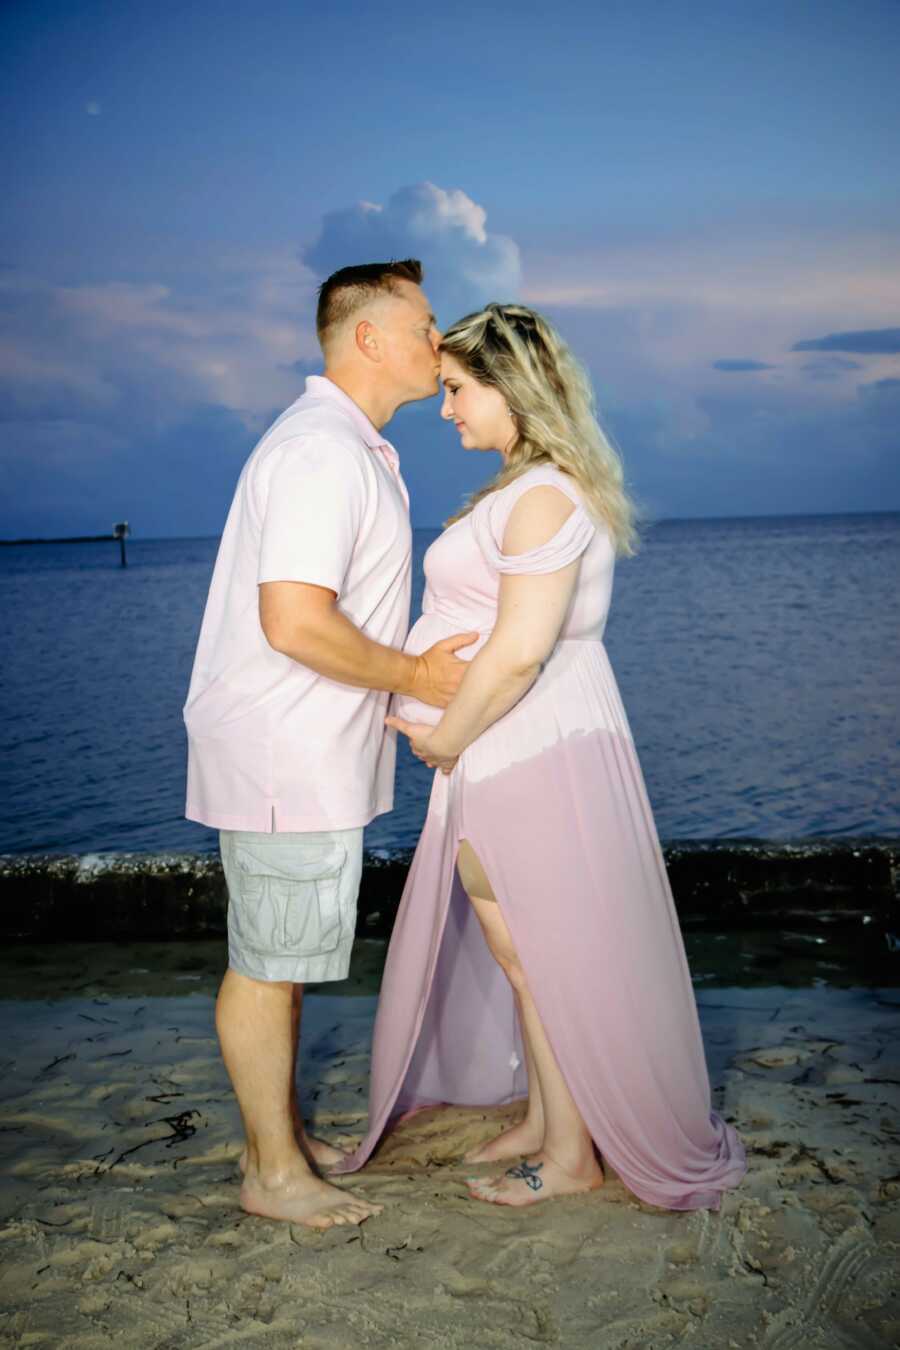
(406, 633), (479, 708)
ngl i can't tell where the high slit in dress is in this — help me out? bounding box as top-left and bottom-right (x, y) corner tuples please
(334, 463), (747, 1210)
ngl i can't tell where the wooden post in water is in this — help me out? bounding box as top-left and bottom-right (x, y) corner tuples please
(113, 521), (130, 568)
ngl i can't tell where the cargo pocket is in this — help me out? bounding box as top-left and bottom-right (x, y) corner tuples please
(232, 841), (347, 958)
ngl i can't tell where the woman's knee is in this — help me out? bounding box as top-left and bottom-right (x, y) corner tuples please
(461, 855), (527, 989)
(482, 929), (527, 990)
(496, 950), (528, 992)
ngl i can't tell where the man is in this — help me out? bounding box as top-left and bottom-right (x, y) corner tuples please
(183, 259), (475, 1229)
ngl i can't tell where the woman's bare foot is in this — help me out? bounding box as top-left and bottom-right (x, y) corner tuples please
(464, 1117), (544, 1164)
(239, 1131), (347, 1177)
(465, 1152), (604, 1208)
(240, 1167), (381, 1229)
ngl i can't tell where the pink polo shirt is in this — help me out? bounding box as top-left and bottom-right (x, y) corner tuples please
(183, 376), (412, 833)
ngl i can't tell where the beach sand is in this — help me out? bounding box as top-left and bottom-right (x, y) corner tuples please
(0, 940), (898, 1349)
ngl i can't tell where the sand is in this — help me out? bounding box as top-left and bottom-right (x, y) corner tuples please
(0, 945), (898, 1349)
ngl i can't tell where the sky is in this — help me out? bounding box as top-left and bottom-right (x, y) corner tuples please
(1, 0), (899, 535)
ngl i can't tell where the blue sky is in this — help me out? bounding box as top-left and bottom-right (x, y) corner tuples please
(1, 0), (899, 534)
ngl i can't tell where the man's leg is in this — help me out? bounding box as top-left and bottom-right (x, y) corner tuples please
(218, 828), (378, 1228)
(216, 970), (375, 1226)
(289, 984), (346, 1168)
(235, 983), (344, 1173)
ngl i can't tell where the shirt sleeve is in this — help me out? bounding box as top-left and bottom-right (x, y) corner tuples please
(257, 437), (367, 594)
(471, 475), (596, 575)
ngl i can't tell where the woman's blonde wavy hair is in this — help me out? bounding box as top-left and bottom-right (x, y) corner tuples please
(440, 303), (638, 556)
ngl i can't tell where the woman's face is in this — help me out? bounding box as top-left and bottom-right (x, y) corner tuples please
(439, 352), (516, 456)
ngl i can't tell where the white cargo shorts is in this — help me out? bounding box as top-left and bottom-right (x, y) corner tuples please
(219, 827), (363, 983)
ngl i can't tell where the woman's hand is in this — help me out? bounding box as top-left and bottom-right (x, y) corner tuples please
(385, 716), (459, 775)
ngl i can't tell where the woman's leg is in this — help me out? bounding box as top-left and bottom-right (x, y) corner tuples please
(458, 841), (545, 1162)
(465, 986), (545, 1162)
(457, 842), (604, 1206)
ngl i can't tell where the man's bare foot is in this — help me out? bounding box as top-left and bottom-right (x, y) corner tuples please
(239, 1132), (347, 1176)
(240, 1168), (382, 1229)
(300, 1133), (348, 1169)
(465, 1152), (604, 1208)
(464, 1117), (544, 1164)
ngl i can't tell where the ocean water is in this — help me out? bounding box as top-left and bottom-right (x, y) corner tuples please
(1, 512), (898, 857)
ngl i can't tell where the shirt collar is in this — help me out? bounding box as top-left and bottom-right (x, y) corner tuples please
(304, 375), (390, 451)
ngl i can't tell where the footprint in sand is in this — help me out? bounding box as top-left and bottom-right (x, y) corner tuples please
(735, 1045), (814, 1074)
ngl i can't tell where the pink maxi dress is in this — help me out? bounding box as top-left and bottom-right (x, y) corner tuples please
(336, 463), (747, 1210)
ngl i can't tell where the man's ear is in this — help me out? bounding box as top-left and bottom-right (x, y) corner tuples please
(355, 320), (381, 362)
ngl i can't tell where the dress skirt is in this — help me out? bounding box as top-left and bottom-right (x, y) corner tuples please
(335, 641), (747, 1211)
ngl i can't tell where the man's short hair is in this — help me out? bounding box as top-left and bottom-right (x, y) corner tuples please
(316, 259), (424, 349)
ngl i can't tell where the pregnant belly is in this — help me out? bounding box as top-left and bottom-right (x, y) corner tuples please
(392, 612), (489, 726)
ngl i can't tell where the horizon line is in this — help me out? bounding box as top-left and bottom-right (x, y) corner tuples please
(3, 505), (900, 547)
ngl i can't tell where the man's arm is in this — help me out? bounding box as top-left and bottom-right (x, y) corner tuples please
(259, 581), (476, 709)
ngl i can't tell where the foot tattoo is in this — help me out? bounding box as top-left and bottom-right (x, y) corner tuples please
(466, 1152), (604, 1207)
(505, 1160), (544, 1192)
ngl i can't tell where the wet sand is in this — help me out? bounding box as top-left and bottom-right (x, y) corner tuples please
(1, 937), (898, 1349)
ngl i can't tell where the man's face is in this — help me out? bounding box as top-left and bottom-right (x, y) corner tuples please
(374, 281), (442, 403)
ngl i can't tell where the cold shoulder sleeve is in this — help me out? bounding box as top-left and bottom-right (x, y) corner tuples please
(471, 468), (596, 575)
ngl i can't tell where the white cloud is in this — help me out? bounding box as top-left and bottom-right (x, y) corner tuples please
(303, 182), (521, 326)
(524, 228), (900, 319)
(0, 183), (518, 449)
(0, 251), (317, 431)
(2, 190), (898, 534)
(520, 224), (900, 418)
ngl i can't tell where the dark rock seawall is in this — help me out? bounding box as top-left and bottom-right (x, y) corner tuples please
(1, 841), (898, 942)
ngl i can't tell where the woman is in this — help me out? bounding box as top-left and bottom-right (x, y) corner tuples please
(334, 304), (746, 1210)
